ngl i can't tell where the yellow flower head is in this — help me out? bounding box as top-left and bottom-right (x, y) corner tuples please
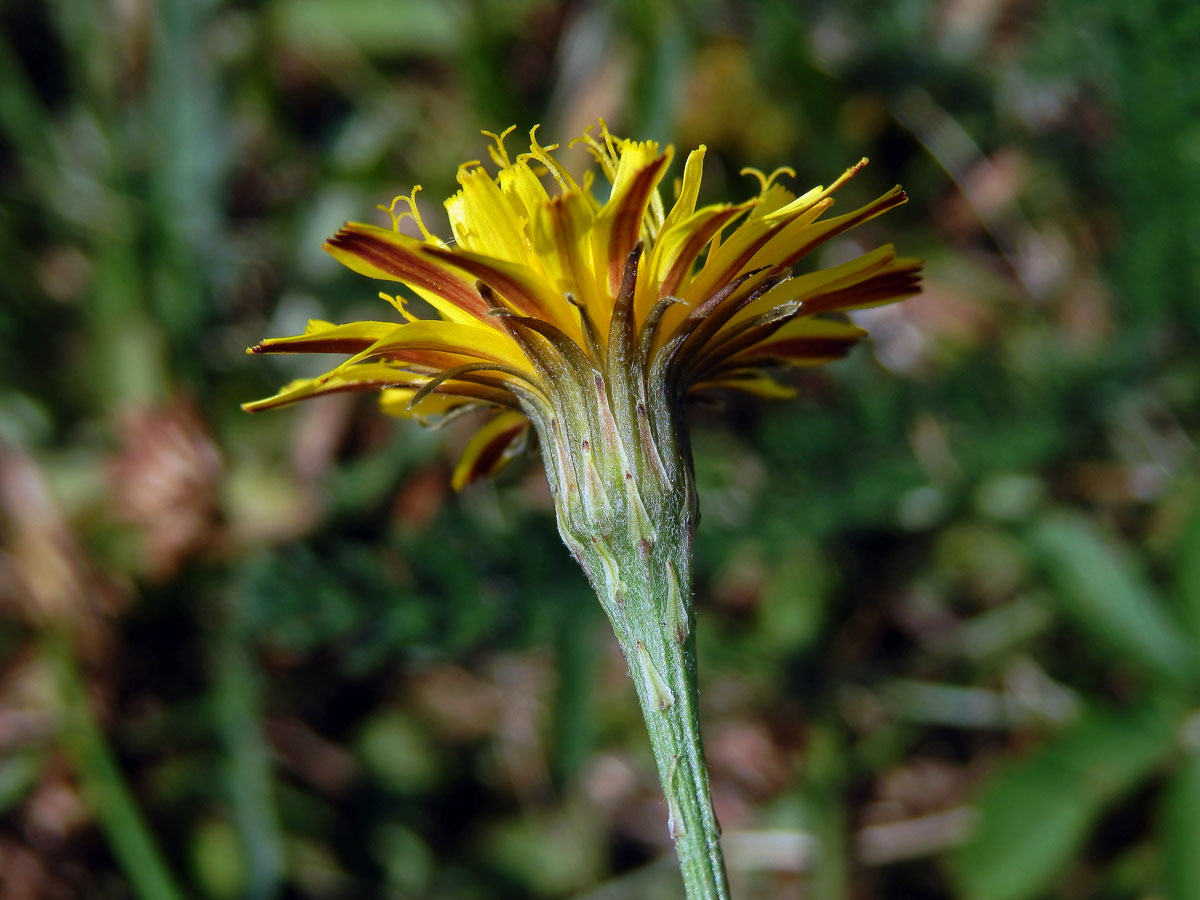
(245, 123), (921, 501)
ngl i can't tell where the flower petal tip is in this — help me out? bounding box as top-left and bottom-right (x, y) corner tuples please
(321, 223), (364, 255)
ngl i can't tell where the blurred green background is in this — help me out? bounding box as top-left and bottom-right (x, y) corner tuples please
(2, 0), (1199, 898)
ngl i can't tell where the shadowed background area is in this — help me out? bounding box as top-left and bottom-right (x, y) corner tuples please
(1, 1), (1199, 898)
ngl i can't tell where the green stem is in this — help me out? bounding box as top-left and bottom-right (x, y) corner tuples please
(528, 238), (729, 895)
(45, 631), (188, 900)
(588, 538), (730, 899)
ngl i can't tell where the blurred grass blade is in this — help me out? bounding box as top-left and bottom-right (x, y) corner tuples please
(551, 598), (596, 782)
(149, 0), (222, 347)
(569, 855), (683, 899)
(800, 723), (850, 900)
(273, 0), (460, 55)
(1163, 747), (1200, 900)
(0, 751), (44, 816)
(1174, 490), (1200, 639)
(625, 1), (688, 143)
(0, 29), (58, 163)
(48, 632), (187, 900)
(950, 701), (1178, 900)
(212, 626), (286, 900)
(1028, 512), (1196, 683)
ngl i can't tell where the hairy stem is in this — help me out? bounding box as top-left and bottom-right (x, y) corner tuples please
(585, 535), (730, 899)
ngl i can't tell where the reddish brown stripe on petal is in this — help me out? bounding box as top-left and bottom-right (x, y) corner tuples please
(799, 268), (923, 316)
(682, 311), (794, 375)
(325, 229), (491, 320)
(250, 338), (377, 354)
(316, 379), (414, 395)
(607, 155), (671, 293)
(423, 247), (556, 323)
(548, 196), (590, 293)
(739, 336), (861, 360)
(659, 206), (744, 298)
(668, 268), (779, 373)
(695, 212), (806, 298)
(245, 373), (424, 413)
(381, 348), (480, 370)
(775, 189), (909, 269)
(461, 422), (527, 484)
(254, 378), (405, 404)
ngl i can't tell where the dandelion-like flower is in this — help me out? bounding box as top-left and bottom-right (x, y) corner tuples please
(246, 123), (920, 899)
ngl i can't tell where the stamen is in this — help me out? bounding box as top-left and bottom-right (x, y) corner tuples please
(570, 121), (618, 183)
(741, 165), (798, 199)
(567, 124), (596, 152)
(375, 186), (437, 242)
(826, 157), (869, 195)
(739, 167), (769, 195)
(377, 196), (404, 231)
(481, 125), (518, 169)
(456, 160), (484, 180)
(646, 183), (666, 237)
(378, 292), (419, 323)
(765, 165), (797, 189)
(525, 125), (578, 193)
(598, 118), (619, 166)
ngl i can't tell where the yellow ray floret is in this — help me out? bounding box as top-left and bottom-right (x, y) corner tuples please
(246, 121), (922, 488)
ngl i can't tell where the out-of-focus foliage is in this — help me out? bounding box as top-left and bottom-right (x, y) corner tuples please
(1, 0), (1198, 898)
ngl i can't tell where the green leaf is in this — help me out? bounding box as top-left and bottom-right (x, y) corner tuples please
(1029, 512), (1196, 683)
(271, 0), (461, 55)
(759, 541), (834, 655)
(1163, 749), (1200, 900)
(190, 818), (247, 900)
(950, 701), (1178, 900)
(0, 751), (43, 815)
(0, 28), (57, 164)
